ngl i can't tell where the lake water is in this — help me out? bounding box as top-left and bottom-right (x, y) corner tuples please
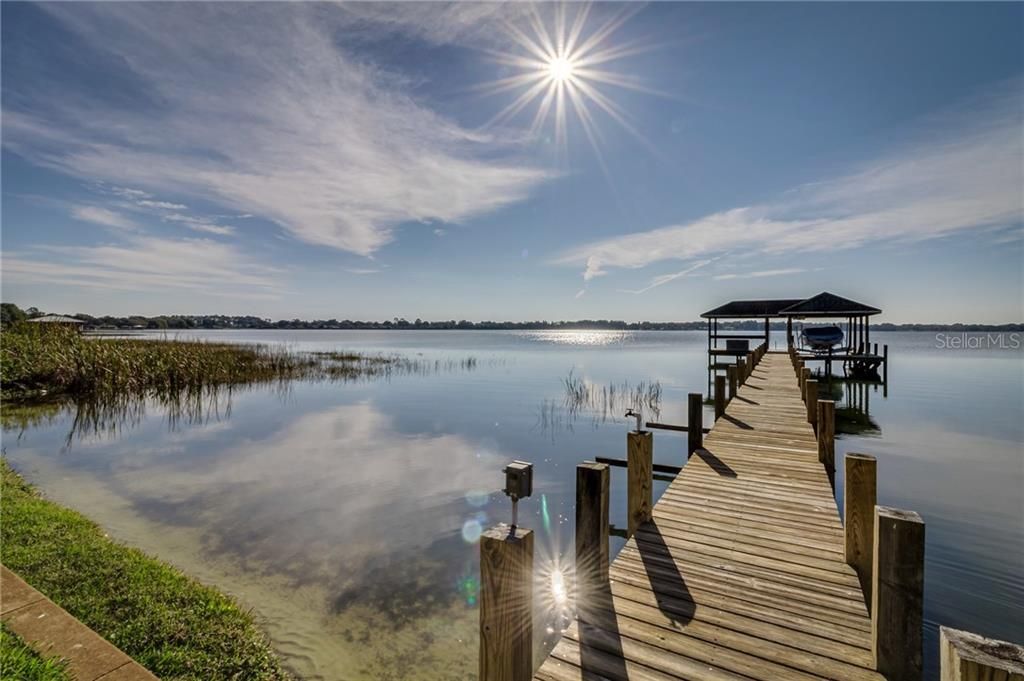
(2, 330), (1021, 679)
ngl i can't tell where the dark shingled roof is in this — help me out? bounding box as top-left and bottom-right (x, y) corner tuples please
(701, 292), (881, 319)
(701, 299), (804, 319)
(779, 292), (881, 317)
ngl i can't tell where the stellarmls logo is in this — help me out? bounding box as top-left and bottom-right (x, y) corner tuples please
(934, 333), (1021, 350)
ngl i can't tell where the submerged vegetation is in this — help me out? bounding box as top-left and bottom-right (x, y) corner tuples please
(0, 460), (292, 680)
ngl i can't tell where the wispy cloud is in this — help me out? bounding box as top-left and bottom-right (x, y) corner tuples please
(70, 205), (136, 231)
(4, 4), (552, 256)
(3, 236), (281, 300)
(137, 199), (188, 211)
(619, 258), (715, 294)
(433, 228), (447, 237)
(575, 289), (586, 299)
(343, 268), (380, 275)
(161, 213), (235, 236)
(555, 82), (1023, 279)
(713, 267), (806, 281)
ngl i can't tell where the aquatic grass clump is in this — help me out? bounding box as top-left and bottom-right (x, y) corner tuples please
(562, 368), (662, 420)
(0, 324), (319, 400)
(1, 460), (292, 680)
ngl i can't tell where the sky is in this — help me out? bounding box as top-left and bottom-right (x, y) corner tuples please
(2, 2), (1022, 324)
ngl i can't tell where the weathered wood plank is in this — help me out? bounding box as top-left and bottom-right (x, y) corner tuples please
(533, 354), (883, 681)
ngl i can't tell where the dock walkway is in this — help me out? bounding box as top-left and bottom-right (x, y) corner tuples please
(534, 353), (883, 681)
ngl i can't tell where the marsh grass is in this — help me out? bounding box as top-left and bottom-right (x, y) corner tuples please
(1, 326), (487, 443)
(0, 459), (291, 680)
(562, 368), (662, 421)
(0, 325), (321, 400)
(538, 369), (662, 438)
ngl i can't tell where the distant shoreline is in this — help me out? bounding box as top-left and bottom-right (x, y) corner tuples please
(4, 304), (1020, 332)
(87, 322), (1024, 332)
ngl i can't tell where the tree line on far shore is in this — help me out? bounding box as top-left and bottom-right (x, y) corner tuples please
(2, 303), (1020, 332)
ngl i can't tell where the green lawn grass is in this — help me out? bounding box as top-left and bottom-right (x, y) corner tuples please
(1, 460), (291, 680)
(0, 624), (70, 681)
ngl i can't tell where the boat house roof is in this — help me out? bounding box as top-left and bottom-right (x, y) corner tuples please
(26, 315), (85, 324)
(701, 292), (881, 319)
(700, 299), (804, 319)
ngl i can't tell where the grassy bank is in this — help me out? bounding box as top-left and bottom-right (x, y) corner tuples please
(0, 460), (291, 680)
(0, 623), (70, 681)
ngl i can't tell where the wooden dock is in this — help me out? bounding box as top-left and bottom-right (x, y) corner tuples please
(532, 352), (887, 681)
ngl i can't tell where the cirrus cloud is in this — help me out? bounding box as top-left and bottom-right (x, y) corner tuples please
(554, 81), (1023, 280)
(3, 3), (552, 256)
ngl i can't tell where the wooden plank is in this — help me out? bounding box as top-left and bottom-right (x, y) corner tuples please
(532, 354), (882, 681)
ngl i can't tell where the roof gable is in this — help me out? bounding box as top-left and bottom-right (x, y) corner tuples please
(779, 292), (881, 316)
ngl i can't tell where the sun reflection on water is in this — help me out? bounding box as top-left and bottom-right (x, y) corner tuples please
(518, 330), (634, 346)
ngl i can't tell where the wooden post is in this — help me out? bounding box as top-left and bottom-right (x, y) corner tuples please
(714, 375), (725, 420)
(805, 380), (818, 426)
(883, 344), (889, 383)
(800, 367), (810, 400)
(727, 365), (737, 400)
(575, 462), (610, 593)
(817, 399), (835, 468)
(844, 453), (875, 604)
(737, 357), (745, 385)
(940, 627), (1024, 681)
(872, 506), (925, 680)
(480, 524), (534, 681)
(746, 353), (753, 377)
(688, 393), (703, 455)
(627, 430), (653, 537)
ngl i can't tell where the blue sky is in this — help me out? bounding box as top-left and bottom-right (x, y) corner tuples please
(2, 2), (1022, 323)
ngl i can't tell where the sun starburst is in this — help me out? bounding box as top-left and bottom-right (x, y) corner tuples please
(479, 3), (658, 161)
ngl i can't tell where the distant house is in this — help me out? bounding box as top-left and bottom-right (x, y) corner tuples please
(26, 315), (87, 332)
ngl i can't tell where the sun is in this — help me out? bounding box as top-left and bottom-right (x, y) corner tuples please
(547, 56), (576, 84)
(478, 3), (658, 159)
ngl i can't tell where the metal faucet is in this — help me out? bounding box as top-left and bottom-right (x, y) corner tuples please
(624, 408), (642, 432)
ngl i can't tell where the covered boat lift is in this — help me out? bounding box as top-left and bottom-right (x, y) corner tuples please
(700, 292), (887, 392)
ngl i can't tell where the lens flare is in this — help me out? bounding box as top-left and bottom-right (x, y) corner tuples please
(461, 518), (483, 543)
(550, 569), (568, 606)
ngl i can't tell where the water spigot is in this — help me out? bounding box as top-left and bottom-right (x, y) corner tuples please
(624, 408), (642, 432)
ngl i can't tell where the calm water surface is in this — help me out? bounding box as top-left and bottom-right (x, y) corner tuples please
(2, 330), (1021, 679)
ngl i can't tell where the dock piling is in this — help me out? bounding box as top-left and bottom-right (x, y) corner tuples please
(626, 430), (653, 537)
(575, 462), (610, 591)
(883, 344), (889, 385)
(714, 376), (725, 420)
(727, 365), (737, 400)
(817, 399), (835, 475)
(940, 627), (1024, 681)
(844, 453), (876, 604)
(687, 393), (703, 455)
(805, 379), (818, 426)
(480, 524), (534, 681)
(872, 506), (925, 680)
